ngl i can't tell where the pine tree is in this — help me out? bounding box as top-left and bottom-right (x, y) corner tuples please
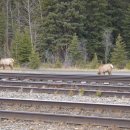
(68, 33), (83, 65)
(122, 4), (130, 58)
(111, 34), (127, 68)
(107, 0), (129, 41)
(84, 0), (109, 60)
(29, 49), (40, 69)
(0, 0), (130, 65)
(11, 30), (21, 63)
(90, 53), (99, 69)
(12, 29), (32, 64)
(37, 0), (86, 63)
(0, 9), (5, 57)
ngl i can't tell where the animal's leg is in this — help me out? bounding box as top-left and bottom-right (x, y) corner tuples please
(108, 71), (111, 75)
(2, 65), (5, 70)
(97, 71), (101, 75)
(9, 65), (13, 70)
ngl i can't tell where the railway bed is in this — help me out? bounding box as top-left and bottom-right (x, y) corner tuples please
(0, 72), (130, 84)
(0, 80), (130, 92)
(0, 98), (130, 128)
(0, 83), (130, 97)
(1, 98), (130, 118)
(1, 72), (130, 129)
(2, 119), (122, 130)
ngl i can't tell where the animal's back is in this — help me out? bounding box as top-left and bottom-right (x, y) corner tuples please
(98, 64), (113, 75)
(0, 58), (14, 69)
(0, 58), (14, 65)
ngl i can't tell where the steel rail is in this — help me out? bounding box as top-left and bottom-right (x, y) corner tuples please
(1, 97), (130, 111)
(0, 110), (130, 128)
(0, 85), (130, 97)
(0, 80), (130, 92)
(0, 72), (130, 82)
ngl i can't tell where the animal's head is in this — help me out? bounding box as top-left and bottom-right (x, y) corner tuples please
(110, 64), (113, 69)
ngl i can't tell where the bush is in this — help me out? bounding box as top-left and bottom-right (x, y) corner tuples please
(54, 59), (62, 68)
(89, 53), (99, 69)
(125, 61), (130, 69)
(29, 50), (41, 69)
(110, 34), (127, 69)
(79, 88), (85, 96)
(96, 91), (102, 97)
(75, 60), (86, 68)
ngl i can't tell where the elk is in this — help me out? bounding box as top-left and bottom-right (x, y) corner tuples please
(97, 64), (113, 75)
(0, 58), (14, 70)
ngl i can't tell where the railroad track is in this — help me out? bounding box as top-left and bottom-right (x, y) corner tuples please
(0, 79), (130, 97)
(1, 72), (130, 129)
(1, 98), (130, 128)
(0, 72), (130, 84)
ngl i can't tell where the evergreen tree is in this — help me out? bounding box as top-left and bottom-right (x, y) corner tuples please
(84, 0), (109, 60)
(68, 33), (83, 65)
(122, 4), (130, 58)
(90, 53), (99, 69)
(0, 12), (5, 57)
(0, 0), (130, 66)
(29, 49), (41, 69)
(11, 30), (21, 62)
(37, 0), (85, 62)
(111, 34), (127, 68)
(18, 30), (32, 64)
(102, 28), (113, 63)
(107, 0), (129, 40)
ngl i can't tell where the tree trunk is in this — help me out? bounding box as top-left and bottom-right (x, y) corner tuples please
(5, 0), (10, 57)
(27, 0), (33, 47)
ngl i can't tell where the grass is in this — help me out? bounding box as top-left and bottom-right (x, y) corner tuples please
(68, 90), (74, 96)
(79, 88), (85, 96)
(96, 91), (102, 97)
(1, 62), (130, 74)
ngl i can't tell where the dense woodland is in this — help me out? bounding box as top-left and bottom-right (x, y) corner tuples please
(0, 0), (130, 69)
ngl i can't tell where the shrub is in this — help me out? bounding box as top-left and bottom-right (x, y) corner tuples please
(111, 34), (127, 69)
(68, 90), (74, 96)
(89, 53), (99, 69)
(54, 58), (62, 68)
(29, 50), (41, 69)
(79, 88), (85, 96)
(125, 61), (130, 69)
(96, 91), (102, 97)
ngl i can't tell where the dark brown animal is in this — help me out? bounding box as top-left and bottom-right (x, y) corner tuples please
(97, 64), (113, 75)
(0, 58), (14, 69)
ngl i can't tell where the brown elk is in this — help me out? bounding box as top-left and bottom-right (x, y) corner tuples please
(97, 64), (113, 75)
(0, 58), (14, 70)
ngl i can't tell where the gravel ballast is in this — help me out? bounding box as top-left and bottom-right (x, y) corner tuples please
(1, 119), (128, 130)
(0, 91), (129, 105)
(0, 91), (130, 130)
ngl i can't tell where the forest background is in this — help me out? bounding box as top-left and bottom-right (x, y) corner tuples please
(0, 0), (130, 69)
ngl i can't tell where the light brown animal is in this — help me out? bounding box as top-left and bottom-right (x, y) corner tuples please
(97, 64), (113, 75)
(0, 58), (14, 69)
